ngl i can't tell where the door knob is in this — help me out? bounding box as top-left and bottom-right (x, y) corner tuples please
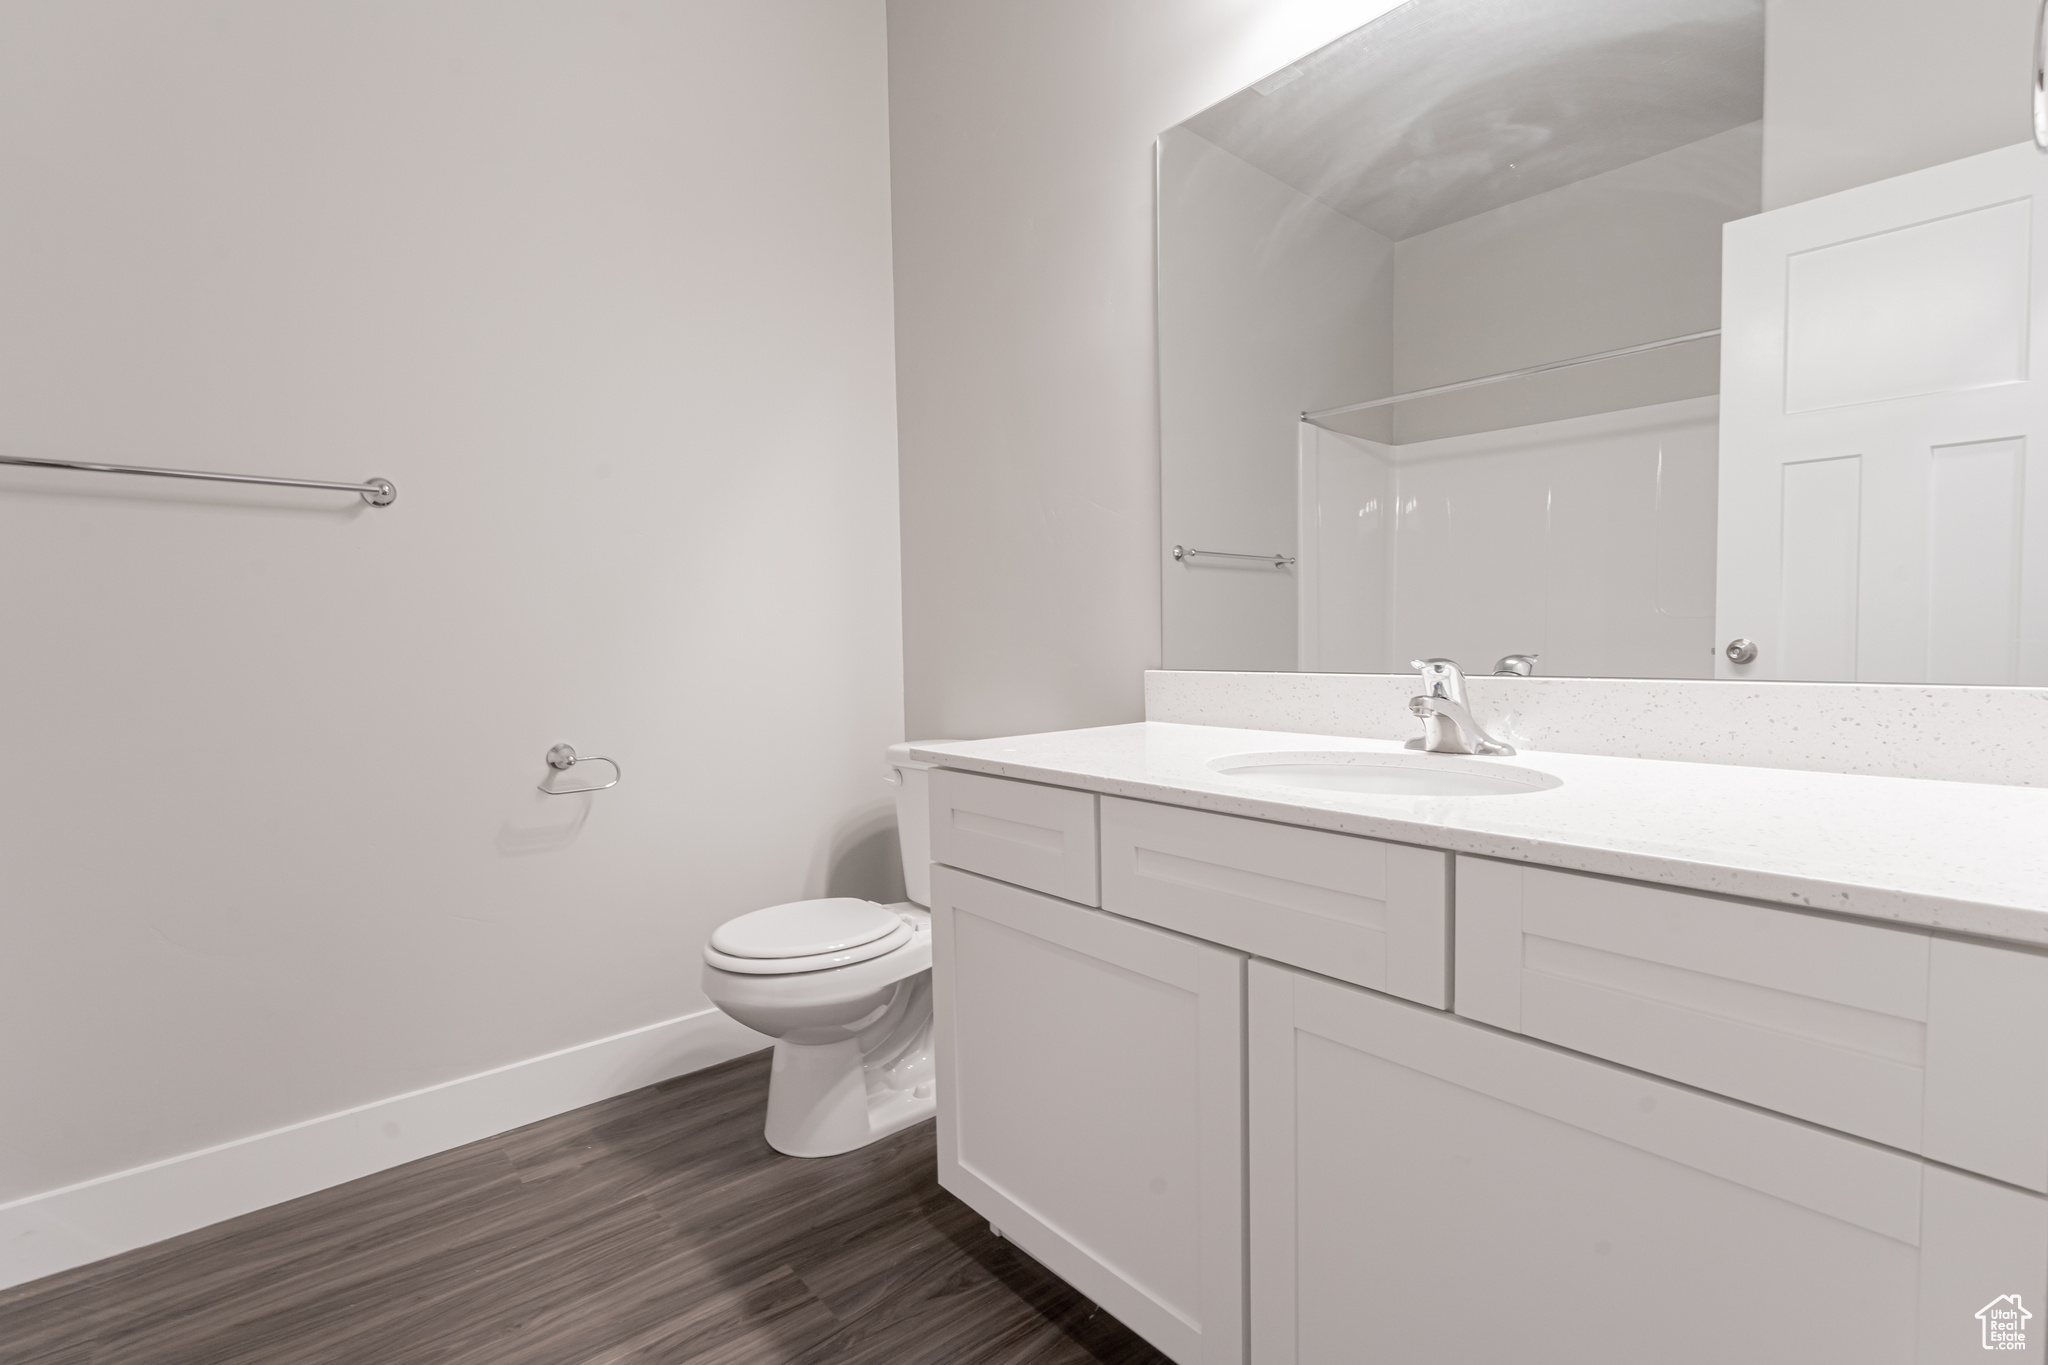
(1725, 638), (1758, 665)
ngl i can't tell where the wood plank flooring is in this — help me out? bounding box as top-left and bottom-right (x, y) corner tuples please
(0, 1051), (1172, 1365)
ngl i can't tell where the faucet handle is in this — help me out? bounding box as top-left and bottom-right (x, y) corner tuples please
(1493, 653), (1539, 677)
(1410, 657), (1468, 701)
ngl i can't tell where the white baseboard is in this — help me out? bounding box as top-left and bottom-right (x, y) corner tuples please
(0, 1008), (769, 1292)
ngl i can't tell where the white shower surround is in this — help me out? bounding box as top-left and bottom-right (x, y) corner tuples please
(1299, 396), (1722, 678)
(1146, 669), (2048, 787)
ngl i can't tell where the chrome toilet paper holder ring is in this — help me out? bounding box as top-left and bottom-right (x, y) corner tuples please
(539, 744), (621, 795)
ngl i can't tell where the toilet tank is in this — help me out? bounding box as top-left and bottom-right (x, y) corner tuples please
(885, 742), (939, 906)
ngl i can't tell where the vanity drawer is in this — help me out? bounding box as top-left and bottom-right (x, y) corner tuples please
(1100, 797), (1450, 1008)
(929, 769), (1099, 906)
(1456, 857), (2048, 1190)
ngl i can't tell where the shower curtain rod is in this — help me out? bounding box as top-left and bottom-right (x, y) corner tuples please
(1301, 328), (1721, 422)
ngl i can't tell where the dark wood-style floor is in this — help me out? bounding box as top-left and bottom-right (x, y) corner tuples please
(0, 1051), (1171, 1365)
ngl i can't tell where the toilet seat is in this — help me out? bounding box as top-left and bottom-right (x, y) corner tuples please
(704, 897), (916, 975)
(703, 907), (931, 999)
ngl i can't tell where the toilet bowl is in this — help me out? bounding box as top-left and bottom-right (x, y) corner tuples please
(699, 742), (939, 1157)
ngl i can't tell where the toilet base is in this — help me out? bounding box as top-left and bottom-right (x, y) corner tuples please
(762, 972), (935, 1158)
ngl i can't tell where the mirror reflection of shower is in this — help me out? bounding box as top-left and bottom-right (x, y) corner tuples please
(1159, 0), (1761, 678)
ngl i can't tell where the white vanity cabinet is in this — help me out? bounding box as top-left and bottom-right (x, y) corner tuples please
(1248, 959), (2048, 1365)
(926, 762), (2048, 1365)
(929, 862), (1248, 1365)
(927, 771), (1453, 1365)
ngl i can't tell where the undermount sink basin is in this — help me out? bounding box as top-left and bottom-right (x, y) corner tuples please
(1209, 751), (1562, 797)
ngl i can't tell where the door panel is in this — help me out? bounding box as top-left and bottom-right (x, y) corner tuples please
(1928, 438), (2027, 680)
(1781, 197), (2030, 414)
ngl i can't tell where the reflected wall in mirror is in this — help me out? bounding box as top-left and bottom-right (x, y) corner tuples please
(1159, 0), (2048, 686)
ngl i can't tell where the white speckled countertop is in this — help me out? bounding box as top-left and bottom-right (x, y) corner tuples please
(909, 722), (2048, 946)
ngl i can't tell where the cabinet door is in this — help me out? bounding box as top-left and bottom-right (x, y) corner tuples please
(931, 864), (1246, 1365)
(1250, 960), (2048, 1365)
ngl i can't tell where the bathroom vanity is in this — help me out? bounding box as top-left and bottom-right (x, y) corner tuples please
(911, 722), (2048, 1365)
(935, 9), (2048, 1349)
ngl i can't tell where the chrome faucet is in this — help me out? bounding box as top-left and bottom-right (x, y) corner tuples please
(1408, 658), (1516, 756)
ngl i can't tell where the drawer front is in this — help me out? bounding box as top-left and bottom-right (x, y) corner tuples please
(1100, 796), (1450, 1007)
(1456, 856), (2048, 1190)
(929, 768), (1099, 906)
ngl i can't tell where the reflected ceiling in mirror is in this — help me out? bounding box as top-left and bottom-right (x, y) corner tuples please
(1183, 0), (1763, 242)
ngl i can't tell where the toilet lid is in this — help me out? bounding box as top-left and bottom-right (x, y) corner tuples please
(710, 897), (902, 960)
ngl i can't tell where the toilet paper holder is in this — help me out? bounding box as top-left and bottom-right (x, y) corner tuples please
(538, 744), (621, 795)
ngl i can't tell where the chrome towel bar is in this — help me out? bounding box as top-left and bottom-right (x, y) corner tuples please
(0, 453), (396, 506)
(1173, 544), (1295, 568)
(539, 744), (621, 795)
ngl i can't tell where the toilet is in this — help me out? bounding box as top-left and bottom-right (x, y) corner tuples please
(700, 742), (938, 1157)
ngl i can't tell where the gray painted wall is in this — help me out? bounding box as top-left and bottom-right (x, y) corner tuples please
(1388, 124), (1760, 444)
(0, 0), (902, 1205)
(1763, 0), (2037, 208)
(887, 0), (1406, 742)
(1158, 128), (1394, 672)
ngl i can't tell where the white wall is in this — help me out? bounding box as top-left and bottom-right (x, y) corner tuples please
(0, 0), (900, 1237)
(1763, 0), (2037, 210)
(1158, 128), (1392, 671)
(888, 0), (1408, 740)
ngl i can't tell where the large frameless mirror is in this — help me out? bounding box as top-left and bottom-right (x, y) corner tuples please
(1159, 0), (2048, 685)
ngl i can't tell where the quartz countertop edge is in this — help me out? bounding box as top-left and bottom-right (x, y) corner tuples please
(908, 722), (2048, 947)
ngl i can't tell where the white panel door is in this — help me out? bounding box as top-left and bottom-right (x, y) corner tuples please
(1250, 960), (2048, 1365)
(1719, 141), (2048, 683)
(930, 864), (1246, 1365)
